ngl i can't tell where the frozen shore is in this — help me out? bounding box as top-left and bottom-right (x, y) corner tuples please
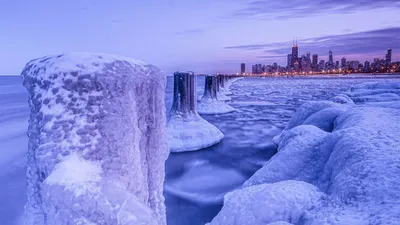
(209, 81), (400, 225)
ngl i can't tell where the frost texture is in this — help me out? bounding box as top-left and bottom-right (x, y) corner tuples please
(167, 72), (223, 152)
(209, 81), (400, 225)
(21, 53), (168, 225)
(197, 75), (235, 114)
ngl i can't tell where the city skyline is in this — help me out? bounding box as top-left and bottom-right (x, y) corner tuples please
(244, 45), (396, 74)
(1, 0), (400, 75)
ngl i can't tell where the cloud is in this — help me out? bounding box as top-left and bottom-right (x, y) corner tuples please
(224, 27), (400, 60)
(232, 0), (400, 19)
(174, 28), (205, 35)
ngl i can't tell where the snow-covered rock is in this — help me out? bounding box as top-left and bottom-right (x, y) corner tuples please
(21, 53), (168, 225)
(197, 75), (235, 114)
(209, 81), (400, 225)
(167, 72), (223, 152)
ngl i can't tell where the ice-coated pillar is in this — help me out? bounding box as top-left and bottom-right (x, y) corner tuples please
(167, 72), (223, 152)
(170, 71), (196, 117)
(218, 75), (225, 88)
(21, 53), (167, 225)
(216, 74), (231, 101)
(202, 75), (218, 101)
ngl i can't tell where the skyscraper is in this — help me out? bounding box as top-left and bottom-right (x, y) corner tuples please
(241, 63), (246, 74)
(312, 54), (318, 66)
(291, 40), (299, 68)
(386, 49), (392, 64)
(335, 61), (339, 69)
(328, 50), (334, 64)
(364, 61), (371, 72)
(287, 54), (292, 69)
(252, 65), (257, 74)
(306, 52), (311, 61)
(312, 54), (318, 71)
(341, 57), (346, 68)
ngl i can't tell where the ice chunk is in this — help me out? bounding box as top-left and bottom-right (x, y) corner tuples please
(197, 75), (235, 114)
(208, 180), (324, 225)
(21, 53), (168, 225)
(285, 101), (339, 130)
(167, 72), (223, 152)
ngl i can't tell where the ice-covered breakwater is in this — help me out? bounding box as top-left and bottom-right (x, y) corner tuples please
(167, 72), (223, 152)
(197, 75), (235, 114)
(21, 53), (168, 225)
(209, 81), (400, 225)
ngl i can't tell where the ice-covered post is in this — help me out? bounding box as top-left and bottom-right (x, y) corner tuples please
(170, 71), (196, 117)
(218, 74), (225, 88)
(202, 75), (218, 101)
(21, 53), (167, 225)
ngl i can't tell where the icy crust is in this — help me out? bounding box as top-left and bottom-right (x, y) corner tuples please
(21, 53), (168, 225)
(197, 98), (236, 114)
(167, 113), (224, 152)
(209, 81), (400, 225)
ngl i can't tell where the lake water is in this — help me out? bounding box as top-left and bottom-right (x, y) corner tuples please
(0, 75), (399, 224)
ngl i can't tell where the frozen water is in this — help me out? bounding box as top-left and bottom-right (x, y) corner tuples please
(21, 53), (168, 225)
(209, 79), (400, 225)
(1, 75), (400, 225)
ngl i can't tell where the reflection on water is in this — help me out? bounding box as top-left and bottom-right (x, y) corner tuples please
(164, 76), (400, 225)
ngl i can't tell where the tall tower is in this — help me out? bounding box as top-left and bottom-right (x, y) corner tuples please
(386, 49), (392, 64)
(241, 63), (246, 74)
(312, 54), (318, 66)
(341, 57), (346, 68)
(329, 50), (334, 65)
(287, 54), (292, 69)
(291, 38), (299, 68)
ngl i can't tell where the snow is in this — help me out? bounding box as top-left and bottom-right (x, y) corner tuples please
(21, 53), (168, 225)
(197, 99), (236, 114)
(209, 81), (400, 225)
(45, 153), (102, 197)
(167, 114), (224, 152)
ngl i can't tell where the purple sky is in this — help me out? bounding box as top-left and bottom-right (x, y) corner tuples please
(1, 0), (400, 75)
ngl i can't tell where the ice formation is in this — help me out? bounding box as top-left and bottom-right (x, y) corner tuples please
(216, 75), (231, 101)
(197, 75), (236, 114)
(167, 72), (224, 152)
(21, 53), (168, 225)
(209, 81), (400, 225)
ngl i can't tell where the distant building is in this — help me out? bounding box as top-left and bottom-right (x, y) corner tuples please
(349, 61), (360, 70)
(386, 49), (392, 64)
(341, 57), (347, 68)
(306, 52), (311, 61)
(257, 64), (263, 74)
(291, 41), (299, 68)
(364, 61), (371, 72)
(252, 65), (257, 74)
(241, 63), (246, 74)
(312, 54), (318, 66)
(327, 50), (334, 70)
(287, 54), (292, 69)
(335, 61), (339, 69)
(319, 60), (325, 71)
